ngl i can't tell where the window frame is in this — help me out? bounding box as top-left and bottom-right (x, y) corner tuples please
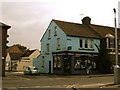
(53, 55), (61, 69)
(85, 39), (88, 48)
(57, 38), (60, 50)
(54, 26), (57, 36)
(79, 39), (83, 48)
(46, 43), (50, 53)
(48, 29), (51, 40)
(90, 39), (94, 49)
(106, 38), (115, 49)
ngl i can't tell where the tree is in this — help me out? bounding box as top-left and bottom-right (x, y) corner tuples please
(8, 44), (30, 53)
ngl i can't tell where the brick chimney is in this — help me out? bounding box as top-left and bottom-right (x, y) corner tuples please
(82, 16), (91, 25)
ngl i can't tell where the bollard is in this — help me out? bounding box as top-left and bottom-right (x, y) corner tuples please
(114, 66), (120, 84)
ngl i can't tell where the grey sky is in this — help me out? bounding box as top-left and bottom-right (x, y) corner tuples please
(1, 0), (120, 50)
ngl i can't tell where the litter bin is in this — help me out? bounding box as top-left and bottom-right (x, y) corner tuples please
(114, 66), (120, 84)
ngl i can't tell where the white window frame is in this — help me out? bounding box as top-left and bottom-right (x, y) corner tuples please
(90, 40), (94, 48)
(85, 39), (88, 48)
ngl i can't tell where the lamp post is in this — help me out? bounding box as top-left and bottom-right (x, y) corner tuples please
(113, 8), (120, 84)
(113, 8), (119, 67)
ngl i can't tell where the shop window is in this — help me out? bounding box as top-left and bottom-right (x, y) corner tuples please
(74, 58), (86, 70)
(75, 59), (82, 69)
(74, 56), (96, 70)
(53, 56), (61, 69)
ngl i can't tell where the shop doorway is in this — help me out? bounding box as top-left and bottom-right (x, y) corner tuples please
(63, 55), (71, 74)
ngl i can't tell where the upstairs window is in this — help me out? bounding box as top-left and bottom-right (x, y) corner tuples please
(54, 26), (57, 36)
(109, 38), (115, 48)
(106, 38), (115, 49)
(90, 40), (94, 48)
(46, 44), (50, 53)
(57, 38), (60, 50)
(85, 39), (88, 48)
(48, 29), (51, 39)
(79, 39), (83, 48)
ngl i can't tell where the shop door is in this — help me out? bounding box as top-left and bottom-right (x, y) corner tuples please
(63, 55), (71, 74)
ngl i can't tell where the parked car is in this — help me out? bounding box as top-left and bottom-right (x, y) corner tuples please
(24, 66), (40, 75)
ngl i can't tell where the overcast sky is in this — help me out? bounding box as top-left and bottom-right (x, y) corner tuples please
(1, 0), (120, 50)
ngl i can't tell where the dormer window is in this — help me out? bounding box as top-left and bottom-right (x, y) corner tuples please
(105, 34), (115, 49)
(90, 40), (94, 48)
(54, 26), (57, 36)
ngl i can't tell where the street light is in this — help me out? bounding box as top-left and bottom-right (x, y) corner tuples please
(113, 8), (119, 67)
(113, 8), (120, 84)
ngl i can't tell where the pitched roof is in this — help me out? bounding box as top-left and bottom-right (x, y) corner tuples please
(21, 49), (36, 57)
(0, 22), (11, 29)
(7, 46), (22, 54)
(9, 53), (22, 60)
(53, 18), (120, 39)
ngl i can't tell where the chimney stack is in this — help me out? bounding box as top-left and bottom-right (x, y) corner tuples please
(82, 16), (91, 25)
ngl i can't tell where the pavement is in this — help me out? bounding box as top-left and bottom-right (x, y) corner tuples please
(2, 71), (120, 89)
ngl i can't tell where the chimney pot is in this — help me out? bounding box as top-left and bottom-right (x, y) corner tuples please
(82, 16), (91, 25)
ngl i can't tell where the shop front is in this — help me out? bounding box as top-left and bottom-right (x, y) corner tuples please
(53, 51), (99, 75)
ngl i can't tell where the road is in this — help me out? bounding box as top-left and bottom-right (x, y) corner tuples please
(2, 72), (117, 88)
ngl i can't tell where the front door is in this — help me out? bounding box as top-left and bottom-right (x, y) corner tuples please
(49, 61), (51, 74)
(63, 55), (71, 74)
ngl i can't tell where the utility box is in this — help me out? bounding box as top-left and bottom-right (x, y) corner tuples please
(114, 66), (120, 84)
